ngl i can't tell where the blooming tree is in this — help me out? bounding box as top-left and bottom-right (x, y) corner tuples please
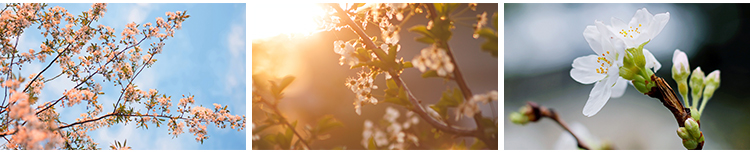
(0, 3), (245, 150)
(509, 8), (720, 150)
(252, 3), (498, 150)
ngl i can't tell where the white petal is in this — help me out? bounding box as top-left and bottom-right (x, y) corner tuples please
(650, 12), (670, 40)
(630, 8), (654, 28)
(610, 77), (628, 98)
(672, 49), (689, 73)
(706, 70), (720, 81)
(571, 55), (606, 84)
(609, 17), (634, 47)
(583, 24), (604, 55)
(643, 48), (661, 72)
(583, 81), (612, 117)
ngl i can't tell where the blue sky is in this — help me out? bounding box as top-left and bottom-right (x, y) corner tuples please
(3, 3), (246, 150)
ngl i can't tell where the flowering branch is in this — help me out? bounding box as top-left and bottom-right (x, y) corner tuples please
(645, 75), (703, 150)
(328, 3), (496, 149)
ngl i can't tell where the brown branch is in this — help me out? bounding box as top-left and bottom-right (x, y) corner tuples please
(526, 101), (591, 150)
(644, 75), (703, 150)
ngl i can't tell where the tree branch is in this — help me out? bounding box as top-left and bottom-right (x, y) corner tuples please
(525, 101), (591, 150)
(645, 75), (703, 150)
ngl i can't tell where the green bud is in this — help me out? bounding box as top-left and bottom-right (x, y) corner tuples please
(691, 107), (701, 122)
(685, 118), (701, 140)
(682, 139), (698, 149)
(509, 112), (528, 125)
(619, 66), (635, 80)
(689, 67), (705, 107)
(703, 70), (720, 100)
(677, 127), (690, 139)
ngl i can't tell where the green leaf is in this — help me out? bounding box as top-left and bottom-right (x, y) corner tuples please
(470, 138), (486, 150)
(429, 105), (448, 120)
(408, 25), (433, 37)
(279, 76), (295, 93)
(403, 61), (413, 68)
(367, 136), (377, 150)
(415, 36), (435, 44)
(421, 70), (439, 78)
(252, 123), (275, 134)
(316, 115), (344, 134)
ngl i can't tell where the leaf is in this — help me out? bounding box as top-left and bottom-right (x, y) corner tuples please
(415, 36), (435, 44)
(316, 115), (344, 134)
(429, 105), (448, 120)
(470, 138), (486, 150)
(403, 61), (413, 68)
(408, 25), (433, 37)
(421, 70), (439, 78)
(367, 136), (377, 150)
(279, 76), (295, 93)
(252, 123), (274, 134)
(276, 132), (290, 150)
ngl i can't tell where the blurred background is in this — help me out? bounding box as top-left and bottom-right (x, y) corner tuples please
(252, 3), (498, 149)
(505, 3), (750, 150)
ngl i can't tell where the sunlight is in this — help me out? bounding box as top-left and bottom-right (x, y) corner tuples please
(249, 3), (327, 39)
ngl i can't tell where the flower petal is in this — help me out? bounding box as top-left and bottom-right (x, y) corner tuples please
(583, 80), (612, 117)
(571, 55), (606, 84)
(583, 24), (604, 55)
(672, 49), (689, 73)
(643, 48), (661, 72)
(610, 77), (628, 98)
(650, 12), (670, 40)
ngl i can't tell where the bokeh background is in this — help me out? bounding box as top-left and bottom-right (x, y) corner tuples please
(252, 3), (498, 149)
(505, 3), (750, 149)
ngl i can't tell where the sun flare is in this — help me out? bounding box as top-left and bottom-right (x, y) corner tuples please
(249, 3), (328, 39)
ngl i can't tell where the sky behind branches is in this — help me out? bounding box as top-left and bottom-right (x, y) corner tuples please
(1, 3), (246, 150)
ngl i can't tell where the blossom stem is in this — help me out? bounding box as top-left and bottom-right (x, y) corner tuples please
(329, 3), (496, 149)
(644, 75), (703, 150)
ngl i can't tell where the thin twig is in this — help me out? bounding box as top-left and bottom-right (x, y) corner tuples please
(526, 101), (591, 150)
(258, 97), (311, 150)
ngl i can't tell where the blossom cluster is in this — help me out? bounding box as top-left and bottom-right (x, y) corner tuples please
(412, 45), (454, 77)
(362, 107), (419, 150)
(345, 70), (379, 115)
(455, 90), (498, 121)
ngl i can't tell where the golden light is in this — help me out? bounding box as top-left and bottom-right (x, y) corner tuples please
(249, 3), (327, 39)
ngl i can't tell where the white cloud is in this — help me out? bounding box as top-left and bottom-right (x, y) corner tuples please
(127, 3), (154, 24)
(228, 24), (244, 57)
(225, 23), (245, 93)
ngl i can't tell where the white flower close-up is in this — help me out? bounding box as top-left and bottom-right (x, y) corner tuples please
(606, 8), (670, 48)
(571, 21), (627, 117)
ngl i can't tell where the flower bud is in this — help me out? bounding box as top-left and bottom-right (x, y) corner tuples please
(689, 67), (705, 105)
(682, 139), (698, 149)
(685, 118), (701, 140)
(691, 107), (701, 122)
(671, 49), (690, 81)
(676, 127), (690, 139)
(703, 70), (720, 100)
(509, 112), (528, 125)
